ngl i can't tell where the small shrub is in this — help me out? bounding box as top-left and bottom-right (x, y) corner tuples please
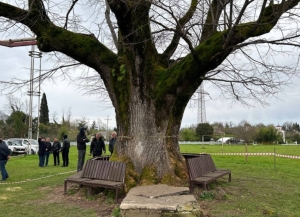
(111, 207), (121, 217)
(222, 194), (230, 200)
(262, 209), (279, 216)
(105, 197), (114, 204)
(208, 182), (216, 189)
(199, 191), (215, 201)
(67, 188), (76, 195)
(86, 195), (96, 201)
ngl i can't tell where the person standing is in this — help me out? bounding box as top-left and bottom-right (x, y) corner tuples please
(90, 132), (106, 157)
(0, 137), (10, 181)
(61, 135), (70, 167)
(77, 127), (89, 172)
(109, 131), (117, 155)
(52, 138), (61, 166)
(38, 137), (46, 167)
(44, 137), (52, 166)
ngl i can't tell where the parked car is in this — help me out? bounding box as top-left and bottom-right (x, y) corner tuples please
(28, 139), (39, 154)
(7, 138), (38, 154)
(4, 140), (27, 156)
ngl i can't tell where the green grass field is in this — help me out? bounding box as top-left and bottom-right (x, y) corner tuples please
(0, 144), (299, 217)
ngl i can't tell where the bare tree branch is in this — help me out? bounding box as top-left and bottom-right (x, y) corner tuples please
(160, 0), (198, 61)
(105, 0), (118, 49)
(64, 0), (79, 29)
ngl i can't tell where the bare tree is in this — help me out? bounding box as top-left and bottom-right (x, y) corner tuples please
(233, 120), (256, 143)
(0, 0), (300, 186)
(51, 111), (58, 124)
(97, 118), (106, 130)
(4, 94), (26, 113)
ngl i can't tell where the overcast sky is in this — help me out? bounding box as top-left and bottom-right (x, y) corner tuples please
(1, 44), (300, 130)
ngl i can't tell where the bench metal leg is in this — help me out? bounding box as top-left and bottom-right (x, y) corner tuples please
(189, 182), (193, 193)
(64, 181), (67, 194)
(228, 173), (232, 182)
(87, 187), (92, 196)
(115, 188), (119, 203)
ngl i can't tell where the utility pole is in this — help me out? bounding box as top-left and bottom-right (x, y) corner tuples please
(105, 116), (111, 140)
(28, 45), (42, 141)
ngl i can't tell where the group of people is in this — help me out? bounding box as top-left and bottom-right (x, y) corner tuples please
(38, 135), (70, 167)
(0, 128), (118, 180)
(76, 128), (117, 172)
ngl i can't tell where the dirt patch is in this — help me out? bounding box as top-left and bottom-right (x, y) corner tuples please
(39, 184), (228, 217)
(42, 184), (118, 217)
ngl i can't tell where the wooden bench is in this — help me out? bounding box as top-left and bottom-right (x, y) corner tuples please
(64, 159), (126, 203)
(186, 155), (231, 191)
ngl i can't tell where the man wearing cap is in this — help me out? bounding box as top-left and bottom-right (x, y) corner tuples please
(0, 136), (10, 181)
(76, 127), (89, 172)
(61, 135), (70, 167)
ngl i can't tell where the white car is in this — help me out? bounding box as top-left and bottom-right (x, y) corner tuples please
(5, 140), (27, 156)
(28, 139), (39, 154)
(7, 138), (38, 154)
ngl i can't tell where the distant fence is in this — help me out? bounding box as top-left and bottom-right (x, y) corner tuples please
(70, 141), (298, 146)
(179, 141), (221, 145)
(179, 141), (299, 145)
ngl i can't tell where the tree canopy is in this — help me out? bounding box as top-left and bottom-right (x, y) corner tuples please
(196, 123), (214, 141)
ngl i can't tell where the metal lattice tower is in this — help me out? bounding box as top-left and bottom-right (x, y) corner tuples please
(197, 83), (206, 124)
(0, 37), (42, 141)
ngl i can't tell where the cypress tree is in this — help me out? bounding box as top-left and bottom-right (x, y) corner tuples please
(40, 93), (49, 125)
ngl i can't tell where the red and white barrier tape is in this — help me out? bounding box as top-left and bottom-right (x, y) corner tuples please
(203, 152), (300, 159)
(0, 170), (76, 185)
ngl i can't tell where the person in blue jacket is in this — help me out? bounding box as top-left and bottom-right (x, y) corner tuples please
(0, 136), (10, 181)
(38, 137), (46, 167)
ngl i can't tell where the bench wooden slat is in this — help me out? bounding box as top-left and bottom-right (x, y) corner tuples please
(102, 161), (110, 180)
(113, 162), (123, 181)
(90, 160), (98, 178)
(82, 179), (123, 188)
(108, 161), (116, 181)
(121, 163), (126, 182)
(113, 162), (121, 181)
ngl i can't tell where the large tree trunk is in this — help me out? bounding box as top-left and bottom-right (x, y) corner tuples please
(112, 85), (188, 188)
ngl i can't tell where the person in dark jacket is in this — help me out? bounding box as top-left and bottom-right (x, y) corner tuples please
(38, 137), (46, 167)
(0, 137), (10, 181)
(61, 135), (70, 167)
(52, 138), (61, 166)
(109, 131), (117, 155)
(44, 137), (52, 166)
(90, 132), (106, 157)
(77, 127), (89, 172)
